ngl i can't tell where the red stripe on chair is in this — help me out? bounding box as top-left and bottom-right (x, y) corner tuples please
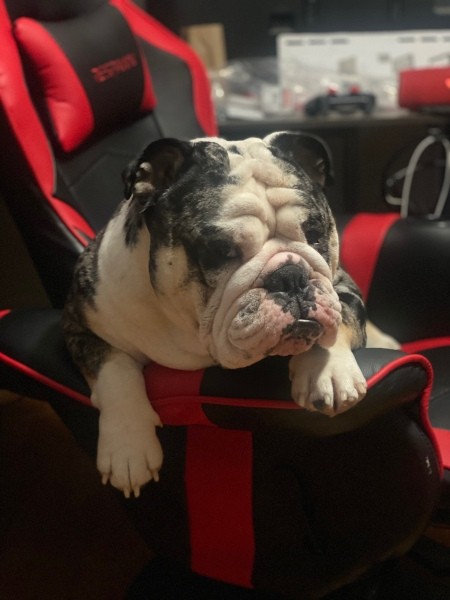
(340, 213), (400, 300)
(144, 363), (213, 425)
(0, 309), (11, 319)
(401, 337), (450, 354)
(432, 429), (450, 469)
(146, 363), (304, 426)
(51, 198), (95, 245)
(0, 4), (54, 197)
(145, 362), (203, 397)
(0, 8), (94, 248)
(14, 17), (95, 152)
(138, 48), (157, 112)
(110, 0), (217, 136)
(0, 352), (91, 406)
(186, 426), (255, 588)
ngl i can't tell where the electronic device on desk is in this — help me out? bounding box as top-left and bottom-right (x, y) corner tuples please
(304, 86), (376, 117)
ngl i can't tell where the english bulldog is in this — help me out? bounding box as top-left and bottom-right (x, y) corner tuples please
(63, 132), (368, 498)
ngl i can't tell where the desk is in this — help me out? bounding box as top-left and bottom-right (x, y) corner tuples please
(219, 111), (448, 213)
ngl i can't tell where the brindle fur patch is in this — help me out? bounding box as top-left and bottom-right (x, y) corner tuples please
(63, 231), (112, 379)
(333, 266), (367, 348)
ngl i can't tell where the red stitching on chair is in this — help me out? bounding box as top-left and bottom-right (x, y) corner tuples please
(401, 337), (450, 354)
(367, 352), (442, 474)
(0, 351), (91, 405)
(51, 198), (95, 245)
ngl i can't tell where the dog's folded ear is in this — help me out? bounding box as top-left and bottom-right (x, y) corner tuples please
(122, 138), (194, 201)
(264, 131), (334, 188)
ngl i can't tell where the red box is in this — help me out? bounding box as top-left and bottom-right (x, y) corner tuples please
(399, 67), (450, 109)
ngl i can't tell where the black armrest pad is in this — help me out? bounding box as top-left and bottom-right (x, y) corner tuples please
(0, 309), (432, 435)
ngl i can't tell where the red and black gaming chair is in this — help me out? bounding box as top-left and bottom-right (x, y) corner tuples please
(0, 1), (446, 598)
(340, 213), (450, 489)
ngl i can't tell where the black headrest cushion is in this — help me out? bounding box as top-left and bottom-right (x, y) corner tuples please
(14, 3), (156, 152)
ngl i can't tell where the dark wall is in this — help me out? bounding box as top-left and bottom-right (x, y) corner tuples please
(146, 1), (450, 59)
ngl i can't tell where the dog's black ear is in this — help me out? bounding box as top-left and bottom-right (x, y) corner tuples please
(122, 138), (194, 200)
(265, 131), (334, 188)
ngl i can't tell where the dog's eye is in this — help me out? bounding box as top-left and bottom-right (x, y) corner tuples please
(199, 239), (239, 270)
(304, 227), (321, 247)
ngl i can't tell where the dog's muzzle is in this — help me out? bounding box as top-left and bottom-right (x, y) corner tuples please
(209, 246), (342, 368)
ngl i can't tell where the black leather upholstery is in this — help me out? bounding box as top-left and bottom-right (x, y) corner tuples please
(366, 218), (450, 343)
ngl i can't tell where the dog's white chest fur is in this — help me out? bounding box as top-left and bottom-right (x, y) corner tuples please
(88, 206), (213, 369)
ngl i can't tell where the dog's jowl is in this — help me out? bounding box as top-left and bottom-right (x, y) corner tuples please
(63, 132), (367, 497)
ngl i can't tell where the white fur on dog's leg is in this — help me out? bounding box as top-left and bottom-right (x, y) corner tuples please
(366, 320), (401, 350)
(289, 335), (367, 416)
(90, 351), (163, 497)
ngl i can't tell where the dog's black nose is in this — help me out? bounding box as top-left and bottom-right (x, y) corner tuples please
(264, 263), (309, 295)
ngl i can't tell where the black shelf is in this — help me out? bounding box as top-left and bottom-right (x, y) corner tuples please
(219, 111), (449, 214)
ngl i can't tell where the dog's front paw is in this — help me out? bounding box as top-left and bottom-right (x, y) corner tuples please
(96, 406), (163, 498)
(289, 345), (367, 416)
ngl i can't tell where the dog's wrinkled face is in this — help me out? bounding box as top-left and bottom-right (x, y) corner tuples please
(123, 132), (341, 369)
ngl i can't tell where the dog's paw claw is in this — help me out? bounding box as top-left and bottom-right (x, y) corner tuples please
(97, 409), (163, 497)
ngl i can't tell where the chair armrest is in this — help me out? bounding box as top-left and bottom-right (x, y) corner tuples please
(0, 308), (434, 438)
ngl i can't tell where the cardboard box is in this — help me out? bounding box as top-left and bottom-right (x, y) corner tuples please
(182, 23), (227, 71)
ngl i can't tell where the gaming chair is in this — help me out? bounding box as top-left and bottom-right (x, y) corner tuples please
(339, 212), (450, 485)
(0, 1), (446, 597)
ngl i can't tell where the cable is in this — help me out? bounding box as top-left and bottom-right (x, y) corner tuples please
(398, 132), (450, 218)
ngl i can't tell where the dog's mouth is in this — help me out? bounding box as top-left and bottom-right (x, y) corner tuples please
(223, 280), (340, 364)
(266, 318), (324, 357)
(286, 318), (324, 339)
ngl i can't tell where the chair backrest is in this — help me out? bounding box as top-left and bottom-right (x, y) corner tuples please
(340, 212), (450, 343)
(0, 0), (216, 306)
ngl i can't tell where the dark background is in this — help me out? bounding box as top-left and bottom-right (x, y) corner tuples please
(146, 0), (450, 60)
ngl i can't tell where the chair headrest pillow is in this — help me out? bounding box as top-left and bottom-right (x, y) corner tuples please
(14, 2), (156, 152)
